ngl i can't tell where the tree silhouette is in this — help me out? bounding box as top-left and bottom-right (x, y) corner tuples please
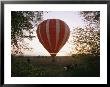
(80, 11), (100, 29)
(72, 11), (100, 55)
(11, 11), (44, 55)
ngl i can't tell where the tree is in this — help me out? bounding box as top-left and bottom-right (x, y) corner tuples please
(72, 27), (100, 55)
(80, 11), (100, 29)
(11, 11), (44, 55)
(71, 11), (100, 55)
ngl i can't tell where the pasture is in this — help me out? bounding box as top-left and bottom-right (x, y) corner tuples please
(11, 54), (100, 77)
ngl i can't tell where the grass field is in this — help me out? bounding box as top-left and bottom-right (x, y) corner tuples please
(11, 54), (100, 77)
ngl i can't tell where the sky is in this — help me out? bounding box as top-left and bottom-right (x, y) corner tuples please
(17, 11), (86, 56)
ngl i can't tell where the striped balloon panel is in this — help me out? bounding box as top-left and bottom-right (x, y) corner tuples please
(37, 19), (70, 57)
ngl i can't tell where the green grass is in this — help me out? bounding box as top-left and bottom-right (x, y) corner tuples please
(11, 55), (100, 77)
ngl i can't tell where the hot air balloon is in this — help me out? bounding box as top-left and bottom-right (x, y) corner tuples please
(36, 19), (70, 57)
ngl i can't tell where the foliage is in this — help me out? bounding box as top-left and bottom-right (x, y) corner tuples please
(11, 11), (44, 55)
(72, 27), (100, 55)
(80, 11), (100, 29)
(71, 11), (100, 55)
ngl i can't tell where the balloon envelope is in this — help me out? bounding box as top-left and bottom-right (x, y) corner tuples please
(36, 19), (70, 57)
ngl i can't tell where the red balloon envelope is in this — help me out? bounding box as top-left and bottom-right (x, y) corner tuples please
(36, 19), (70, 57)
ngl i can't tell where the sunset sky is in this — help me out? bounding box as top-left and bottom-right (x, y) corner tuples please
(21, 11), (86, 56)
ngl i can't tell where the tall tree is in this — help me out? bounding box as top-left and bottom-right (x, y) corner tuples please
(71, 11), (100, 55)
(11, 11), (44, 55)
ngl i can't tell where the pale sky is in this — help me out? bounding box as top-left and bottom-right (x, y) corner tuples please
(22, 11), (86, 56)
